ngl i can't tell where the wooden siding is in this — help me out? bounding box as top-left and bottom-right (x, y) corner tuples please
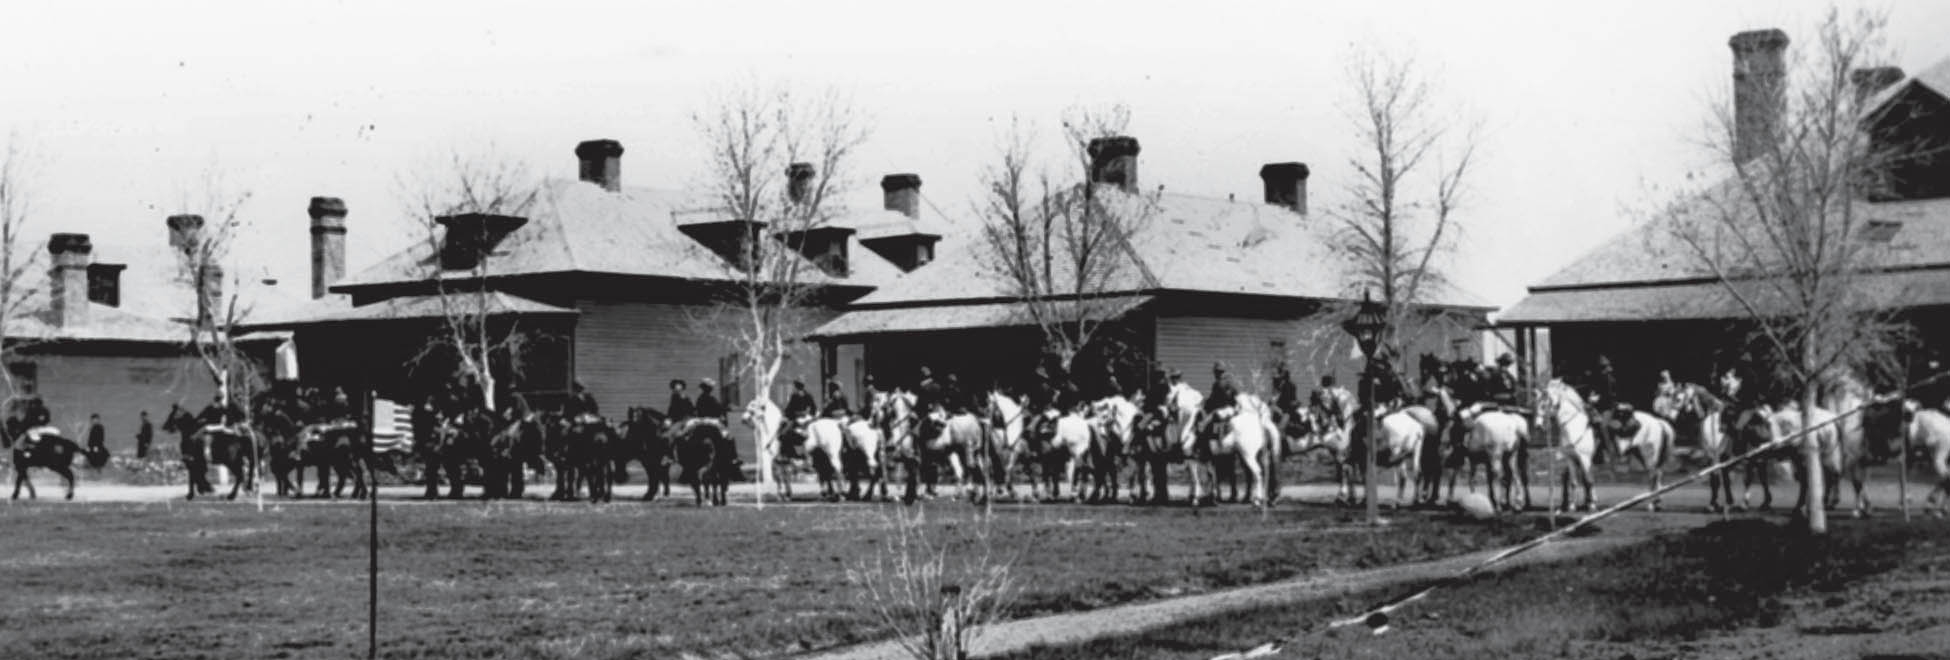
(1156, 311), (1484, 397)
(12, 353), (216, 455)
(573, 300), (833, 464)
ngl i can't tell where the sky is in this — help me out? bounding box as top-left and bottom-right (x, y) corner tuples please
(2, 0), (1946, 309)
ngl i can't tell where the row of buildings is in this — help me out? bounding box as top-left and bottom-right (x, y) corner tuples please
(11, 27), (1946, 459)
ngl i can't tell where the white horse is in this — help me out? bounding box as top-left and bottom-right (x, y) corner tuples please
(1204, 394), (1277, 508)
(1092, 394), (1140, 503)
(1906, 402), (1950, 516)
(1820, 375), (1876, 517)
(1349, 406), (1422, 509)
(1769, 402), (1841, 517)
(1609, 407), (1677, 512)
(1537, 379), (1599, 512)
(1164, 381), (1209, 503)
(987, 390), (1028, 499)
(1461, 408), (1530, 512)
(1045, 409), (1095, 502)
(841, 416), (885, 501)
(1288, 405), (1355, 503)
(741, 398), (793, 500)
(801, 417), (846, 501)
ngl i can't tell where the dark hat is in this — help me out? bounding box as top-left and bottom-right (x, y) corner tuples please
(1497, 353), (1515, 366)
(670, 378), (687, 388)
(1212, 362), (1226, 374)
(1167, 369), (1183, 380)
(700, 378), (716, 388)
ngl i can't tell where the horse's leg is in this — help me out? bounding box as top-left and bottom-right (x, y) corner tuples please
(56, 465), (74, 501)
(12, 466), (25, 500)
(1244, 450), (1266, 508)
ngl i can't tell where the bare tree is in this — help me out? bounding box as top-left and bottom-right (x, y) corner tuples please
(1330, 47), (1479, 369)
(692, 83), (870, 504)
(0, 135), (42, 408)
(850, 508), (1018, 660)
(975, 105), (1159, 374)
(398, 149), (546, 414)
(1654, 9), (1917, 534)
(169, 167), (267, 501)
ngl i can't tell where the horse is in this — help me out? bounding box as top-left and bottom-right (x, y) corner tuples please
(1195, 394), (1277, 508)
(564, 415), (620, 503)
(1459, 407), (1529, 512)
(1090, 394), (1140, 504)
(1346, 405), (1421, 509)
(300, 422), (370, 499)
(874, 389), (925, 504)
(985, 390), (1029, 501)
(802, 416), (847, 502)
(1164, 381), (1213, 505)
(1414, 353), (1459, 504)
(1043, 409), (1096, 502)
(1536, 380), (1599, 512)
(424, 408), (492, 500)
(1906, 402), (1950, 516)
(163, 404), (259, 501)
(618, 408), (670, 501)
(1653, 381), (1733, 511)
(673, 420), (734, 506)
(1287, 403), (1356, 504)
(1605, 402), (1678, 511)
(1126, 405), (1175, 504)
(1820, 377), (1877, 517)
(742, 399), (797, 501)
(9, 429), (84, 500)
(932, 410), (983, 502)
(841, 415), (885, 501)
(1769, 402), (1841, 518)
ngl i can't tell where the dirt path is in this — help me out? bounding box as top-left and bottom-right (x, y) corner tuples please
(794, 521), (1680, 660)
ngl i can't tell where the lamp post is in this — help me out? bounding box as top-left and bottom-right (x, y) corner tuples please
(1342, 291), (1388, 526)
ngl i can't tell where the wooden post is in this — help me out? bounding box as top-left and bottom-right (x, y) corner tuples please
(1901, 356), (1911, 522)
(365, 386), (379, 660)
(1364, 360), (1380, 526)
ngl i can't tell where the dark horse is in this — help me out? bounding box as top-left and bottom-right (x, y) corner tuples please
(302, 423), (371, 499)
(163, 404), (259, 501)
(548, 413), (621, 503)
(1125, 406), (1175, 505)
(7, 427), (90, 500)
(673, 420), (736, 506)
(422, 408), (492, 499)
(483, 413), (547, 500)
(620, 407), (671, 501)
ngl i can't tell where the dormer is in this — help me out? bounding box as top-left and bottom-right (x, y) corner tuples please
(776, 225), (856, 277)
(435, 213), (528, 271)
(860, 231), (941, 273)
(87, 262), (127, 308)
(679, 219), (768, 271)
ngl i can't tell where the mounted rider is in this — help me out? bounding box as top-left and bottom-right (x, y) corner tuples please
(1313, 375), (1355, 431)
(779, 379), (818, 461)
(821, 378), (851, 419)
(196, 393), (248, 434)
(13, 396), (59, 462)
(562, 380), (603, 435)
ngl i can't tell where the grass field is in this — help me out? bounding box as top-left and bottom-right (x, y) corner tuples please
(0, 499), (1534, 659)
(990, 516), (1950, 659)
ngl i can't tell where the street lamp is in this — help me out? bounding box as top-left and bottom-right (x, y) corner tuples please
(1342, 290), (1387, 525)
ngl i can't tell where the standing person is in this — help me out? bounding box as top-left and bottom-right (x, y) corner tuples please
(87, 414), (105, 451)
(858, 375), (883, 418)
(135, 410), (154, 459)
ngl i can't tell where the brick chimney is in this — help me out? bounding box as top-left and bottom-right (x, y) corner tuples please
(47, 233), (92, 328)
(575, 139), (624, 192)
(1258, 162), (1310, 213)
(1087, 136), (1141, 191)
(787, 162), (816, 203)
(308, 196), (347, 300)
(1850, 66), (1905, 104)
(166, 214), (206, 252)
(881, 173), (922, 219)
(1730, 29), (1790, 164)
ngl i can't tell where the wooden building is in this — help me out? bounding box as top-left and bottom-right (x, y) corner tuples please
(811, 141), (1493, 397)
(1500, 34), (1950, 404)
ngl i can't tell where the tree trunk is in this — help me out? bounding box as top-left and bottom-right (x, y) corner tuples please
(1802, 344), (1826, 535)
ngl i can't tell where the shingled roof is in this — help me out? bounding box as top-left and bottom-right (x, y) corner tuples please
(334, 180), (913, 292)
(842, 187), (1492, 310)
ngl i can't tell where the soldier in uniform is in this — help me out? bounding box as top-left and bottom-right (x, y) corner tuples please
(822, 378), (851, 418)
(784, 379), (818, 421)
(666, 379), (694, 421)
(693, 379), (726, 424)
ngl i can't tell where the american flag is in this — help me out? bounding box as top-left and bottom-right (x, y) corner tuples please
(370, 398), (414, 454)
